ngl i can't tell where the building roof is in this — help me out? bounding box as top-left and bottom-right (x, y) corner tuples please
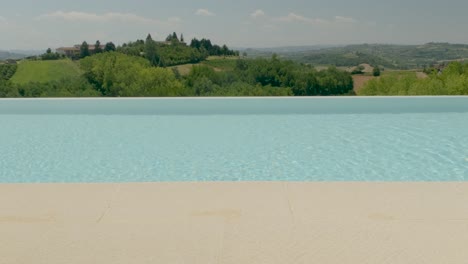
(57, 45), (106, 51)
(57, 47), (79, 51)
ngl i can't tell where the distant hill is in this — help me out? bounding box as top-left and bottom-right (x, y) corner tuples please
(242, 45), (341, 58)
(10, 60), (82, 84)
(245, 43), (468, 69)
(0, 51), (29, 60)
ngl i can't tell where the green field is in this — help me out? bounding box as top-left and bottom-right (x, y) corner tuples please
(10, 60), (82, 84)
(202, 56), (238, 71)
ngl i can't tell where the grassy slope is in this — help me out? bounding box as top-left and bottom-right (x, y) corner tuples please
(353, 70), (428, 92)
(202, 56), (238, 71)
(10, 59), (82, 84)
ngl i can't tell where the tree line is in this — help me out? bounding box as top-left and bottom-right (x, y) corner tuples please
(117, 33), (238, 67)
(183, 55), (354, 96)
(34, 33), (238, 67)
(189, 38), (239, 57)
(77, 41), (116, 59)
(0, 52), (355, 97)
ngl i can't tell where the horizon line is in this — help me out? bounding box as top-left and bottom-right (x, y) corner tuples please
(3, 41), (468, 53)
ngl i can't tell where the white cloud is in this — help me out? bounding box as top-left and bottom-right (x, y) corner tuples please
(0, 16), (9, 28)
(367, 21), (377, 27)
(334, 16), (357, 24)
(274, 13), (358, 26)
(261, 24), (278, 31)
(277, 13), (327, 25)
(37, 11), (180, 26)
(251, 10), (265, 19)
(195, 9), (215, 17)
(168, 17), (182, 24)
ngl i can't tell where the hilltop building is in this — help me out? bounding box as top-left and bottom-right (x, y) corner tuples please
(5, 59), (17, 65)
(56, 44), (105, 57)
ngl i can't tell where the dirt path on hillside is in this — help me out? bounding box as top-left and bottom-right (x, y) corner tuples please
(353, 75), (375, 92)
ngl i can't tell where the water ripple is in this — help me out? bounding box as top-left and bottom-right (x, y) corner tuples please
(0, 113), (467, 182)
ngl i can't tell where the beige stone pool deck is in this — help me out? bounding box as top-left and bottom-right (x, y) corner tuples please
(1, 182), (468, 264)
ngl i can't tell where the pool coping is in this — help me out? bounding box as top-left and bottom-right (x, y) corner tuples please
(1, 95), (468, 100)
(2, 182), (468, 264)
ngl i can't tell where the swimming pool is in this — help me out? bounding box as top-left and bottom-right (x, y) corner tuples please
(1, 97), (467, 183)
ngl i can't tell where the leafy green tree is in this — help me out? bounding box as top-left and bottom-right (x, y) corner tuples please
(10, 77), (100, 98)
(41, 48), (60, 60)
(445, 74), (468, 95)
(94, 40), (102, 54)
(190, 38), (201, 49)
(191, 77), (217, 95)
(145, 34), (159, 66)
(80, 52), (186, 96)
(373, 66), (381, 76)
(80, 41), (90, 58)
(165, 32), (180, 43)
(0, 80), (20, 97)
(0, 64), (18, 80)
(190, 38), (237, 56)
(104, 42), (116, 52)
(408, 77), (445, 95)
(146, 33), (153, 42)
(186, 66), (219, 87)
(231, 57), (353, 96)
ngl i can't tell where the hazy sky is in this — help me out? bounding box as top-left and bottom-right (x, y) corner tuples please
(1, 0), (468, 50)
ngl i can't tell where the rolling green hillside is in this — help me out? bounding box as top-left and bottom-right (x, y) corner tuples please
(10, 60), (82, 84)
(0, 51), (27, 60)
(247, 43), (468, 70)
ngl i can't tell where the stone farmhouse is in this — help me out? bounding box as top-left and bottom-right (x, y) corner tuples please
(56, 44), (105, 57)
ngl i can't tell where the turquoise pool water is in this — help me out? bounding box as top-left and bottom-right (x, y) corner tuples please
(1, 97), (467, 183)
